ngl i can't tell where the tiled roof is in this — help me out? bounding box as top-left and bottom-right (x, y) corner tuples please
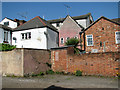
(111, 18), (120, 24)
(13, 16), (58, 32)
(0, 24), (12, 31)
(48, 13), (92, 23)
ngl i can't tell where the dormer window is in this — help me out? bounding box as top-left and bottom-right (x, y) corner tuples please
(4, 21), (9, 26)
(56, 23), (60, 27)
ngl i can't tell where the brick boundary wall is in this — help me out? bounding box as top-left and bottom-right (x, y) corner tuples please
(51, 47), (120, 76)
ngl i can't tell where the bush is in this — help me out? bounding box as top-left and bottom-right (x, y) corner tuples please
(75, 70), (82, 76)
(0, 43), (16, 51)
(46, 70), (54, 74)
(46, 62), (52, 68)
(38, 71), (44, 76)
(55, 71), (64, 75)
(65, 38), (79, 46)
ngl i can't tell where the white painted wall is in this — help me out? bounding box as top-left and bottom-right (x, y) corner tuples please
(0, 28), (12, 44)
(0, 18), (17, 28)
(52, 23), (63, 30)
(47, 28), (58, 49)
(86, 17), (91, 27)
(76, 19), (87, 28)
(12, 27), (47, 49)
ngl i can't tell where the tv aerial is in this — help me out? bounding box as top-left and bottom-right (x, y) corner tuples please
(64, 4), (71, 15)
(17, 12), (28, 19)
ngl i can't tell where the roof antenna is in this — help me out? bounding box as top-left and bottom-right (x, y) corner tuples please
(43, 15), (45, 19)
(64, 4), (71, 15)
(17, 12), (28, 19)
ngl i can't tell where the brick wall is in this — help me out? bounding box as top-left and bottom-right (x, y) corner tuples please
(82, 17), (120, 53)
(51, 47), (120, 76)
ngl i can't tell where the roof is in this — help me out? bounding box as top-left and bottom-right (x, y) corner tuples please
(0, 24), (12, 31)
(48, 13), (92, 23)
(84, 16), (120, 32)
(111, 18), (120, 24)
(13, 16), (58, 32)
(2, 17), (26, 23)
(62, 15), (84, 30)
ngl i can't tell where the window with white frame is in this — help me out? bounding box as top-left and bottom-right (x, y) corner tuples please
(21, 32), (31, 40)
(61, 38), (64, 44)
(4, 22), (9, 26)
(4, 31), (8, 42)
(115, 31), (120, 44)
(74, 36), (78, 39)
(66, 37), (70, 41)
(86, 35), (93, 46)
(56, 23), (60, 27)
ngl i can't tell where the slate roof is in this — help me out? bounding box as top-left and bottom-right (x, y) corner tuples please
(48, 13), (92, 23)
(0, 24), (13, 31)
(84, 16), (120, 32)
(111, 18), (120, 24)
(13, 16), (58, 32)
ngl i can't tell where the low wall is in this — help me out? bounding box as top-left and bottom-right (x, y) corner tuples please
(1, 48), (51, 76)
(24, 48), (51, 75)
(51, 47), (120, 76)
(1, 49), (24, 76)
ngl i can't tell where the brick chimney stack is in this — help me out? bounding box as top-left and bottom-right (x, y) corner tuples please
(14, 19), (26, 26)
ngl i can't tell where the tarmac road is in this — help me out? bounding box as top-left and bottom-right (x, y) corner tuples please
(2, 75), (119, 89)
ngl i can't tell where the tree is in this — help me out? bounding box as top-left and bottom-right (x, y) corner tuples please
(65, 38), (80, 54)
(65, 38), (79, 46)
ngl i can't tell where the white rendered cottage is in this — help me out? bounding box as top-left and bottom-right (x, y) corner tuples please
(0, 17), (18, 28)
(12, 16), (59, 49)
(0, 24), (12, 44)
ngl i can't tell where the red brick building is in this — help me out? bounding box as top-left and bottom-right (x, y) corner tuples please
(81, 16), (120, 53)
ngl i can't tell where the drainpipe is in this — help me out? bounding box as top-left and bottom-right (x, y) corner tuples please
(103, 41), (107, 52)
(79, 31), (83, 50)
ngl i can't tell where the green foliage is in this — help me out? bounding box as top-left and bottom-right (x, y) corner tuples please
(38, 72), (44, 76)
(0, 43), (16, 51)
(75, 70), (82, 76)
(46, 62), (52, 68)
(46, 70), (54, 74)
(65, 38), (79, 46)
(74, 48), (80, 54)
(55, 71), (64, 75)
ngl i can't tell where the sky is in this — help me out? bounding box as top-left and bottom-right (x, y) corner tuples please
(2, 2), (119, 22)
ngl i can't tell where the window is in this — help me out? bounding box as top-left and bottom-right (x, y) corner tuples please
(56, 23), (60, 27)
(4, 31), (8, 42)
(55, 52), (59, 61)
(115, 31), (120, 44)
(21, 32), (31, 40)
(66, 37), (70, 41)
(74, 36), (78, 39)
(61, 38), (64, 44)
(86, 35), (93, 46)
(4, 22), (9, 26)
